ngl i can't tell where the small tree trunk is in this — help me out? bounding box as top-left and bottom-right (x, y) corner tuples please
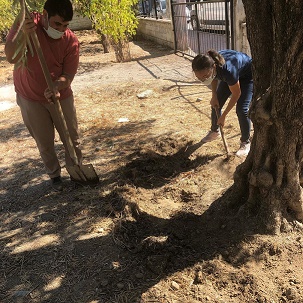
(96, 29), (110, 53)
(112, 38), (131, 63)
(100, 33), (110, 53)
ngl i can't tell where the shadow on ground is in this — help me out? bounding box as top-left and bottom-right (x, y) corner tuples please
(0, 184), (258, 302)
(0, 107), (257, 303)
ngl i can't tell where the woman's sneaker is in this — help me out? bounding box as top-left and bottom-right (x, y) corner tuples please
(236, 142), (250, 157)
(201, 130), (220, 143)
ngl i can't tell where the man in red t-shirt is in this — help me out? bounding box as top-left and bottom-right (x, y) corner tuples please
(5, 0), (82, 191)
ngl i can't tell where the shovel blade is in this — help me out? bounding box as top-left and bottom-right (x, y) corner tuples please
(66, 164), (99, 186)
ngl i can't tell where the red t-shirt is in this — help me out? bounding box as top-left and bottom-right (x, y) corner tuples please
(7, 12), (79, 103)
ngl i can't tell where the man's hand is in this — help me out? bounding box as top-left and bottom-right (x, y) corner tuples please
(44, 85), (60, 104)
(5, 15), (36, 64)
(44, 76), (71, 103)
(23, 16), (37, 34)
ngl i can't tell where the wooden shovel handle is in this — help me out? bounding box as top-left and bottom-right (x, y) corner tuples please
(25, 7), (79, 165)
(214, 107), (230, 156)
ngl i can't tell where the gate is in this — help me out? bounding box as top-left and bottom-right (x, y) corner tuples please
(171, 0), (234, 57)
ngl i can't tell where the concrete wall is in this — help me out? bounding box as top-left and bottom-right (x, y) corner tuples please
(136, 17), (175, 49)
(233, 0), (251, 56)
(69, 14), (92, 31)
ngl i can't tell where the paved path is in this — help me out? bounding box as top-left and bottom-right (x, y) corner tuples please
(0, 52), (195, 112)
(72, 52), (195, 93)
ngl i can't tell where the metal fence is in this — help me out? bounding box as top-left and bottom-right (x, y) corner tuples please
(138, 0), (170, 19)
(171, 0), (234, 57)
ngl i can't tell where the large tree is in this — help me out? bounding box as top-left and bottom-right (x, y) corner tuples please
(231, 0), (303, 234)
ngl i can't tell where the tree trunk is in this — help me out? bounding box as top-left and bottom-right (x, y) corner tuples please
(96, 29), (111, 53)
(112, 38), (131, 63)
(100, 33), (110, 53)
(232, 0), (303, 233)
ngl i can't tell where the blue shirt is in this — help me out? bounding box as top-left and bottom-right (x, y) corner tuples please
(215, 50), (252, 86)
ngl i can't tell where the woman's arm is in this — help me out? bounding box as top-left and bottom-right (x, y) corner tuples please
(217, 81), (241, 127)
(210, 79), (219, 108)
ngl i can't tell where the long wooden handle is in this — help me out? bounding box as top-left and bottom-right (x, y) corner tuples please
(214, 107), (230, 156)
(25, 8), (79, 165)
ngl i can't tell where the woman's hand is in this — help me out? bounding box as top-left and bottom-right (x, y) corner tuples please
(210, 96), (219, 108)
(217, 114), (226, 127)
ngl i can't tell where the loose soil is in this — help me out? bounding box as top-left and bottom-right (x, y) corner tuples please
(1, 30), (303, 303)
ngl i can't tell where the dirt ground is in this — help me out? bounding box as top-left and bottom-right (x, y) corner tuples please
(1, 30), (303, 303)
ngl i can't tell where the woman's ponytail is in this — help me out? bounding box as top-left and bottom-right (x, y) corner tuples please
(207, 49), (225, 67)
(192, 49), (225, 71)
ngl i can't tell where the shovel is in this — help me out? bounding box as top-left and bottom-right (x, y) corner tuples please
(26, 9), (99, 186)
(214, 107), (230, 159)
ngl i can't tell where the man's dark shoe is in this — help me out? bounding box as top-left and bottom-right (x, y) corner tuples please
(51, 176), (63, 191)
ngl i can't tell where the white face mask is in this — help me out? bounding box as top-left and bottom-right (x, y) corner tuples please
(44, 18), (65, 39)
(202, 68), (216, 86)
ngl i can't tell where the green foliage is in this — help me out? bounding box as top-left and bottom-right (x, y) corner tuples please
(74, 0), (139, 43)
(0, 0), (16, 33)
(2, 0), (44, 69)
(0, 0), (44, 35)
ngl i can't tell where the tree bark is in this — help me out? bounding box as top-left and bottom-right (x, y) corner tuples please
(233, 0), (303, 233)
(112, 38), (131, 62)
(96, 29), (111, 53)
(100, 33), (110, 53)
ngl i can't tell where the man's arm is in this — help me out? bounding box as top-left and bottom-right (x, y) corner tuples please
(55, 74), (72, 91)
(44, 74), (72, 103)
(5, 17), (36, 64)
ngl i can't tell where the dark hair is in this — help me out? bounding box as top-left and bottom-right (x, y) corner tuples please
(192, 49), (225, 71)
(44, 0), (73, 21)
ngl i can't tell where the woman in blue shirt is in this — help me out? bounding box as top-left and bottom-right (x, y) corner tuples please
(192, 49), (253, 157)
